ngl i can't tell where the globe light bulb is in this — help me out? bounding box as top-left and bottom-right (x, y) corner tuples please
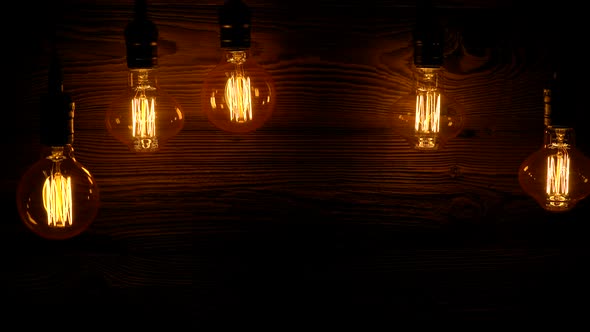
(16, 53), (100, 240)
(392, 0), (464, 151)
(106, 0), (184, 152)
(201, 0), (276, 134)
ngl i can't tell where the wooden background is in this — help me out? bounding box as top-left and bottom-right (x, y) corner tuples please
(3, 0), (590, 325)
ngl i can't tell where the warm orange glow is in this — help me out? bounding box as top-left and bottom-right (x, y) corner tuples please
(414, 92), (441, 133)
(202, 49), (276, 133)
(414, 90), (441, 149)
(225, 73), (252, 122)
(546, 148), (570, 206)
(131, 96), (156, 139)
(42, 168), (73, 227)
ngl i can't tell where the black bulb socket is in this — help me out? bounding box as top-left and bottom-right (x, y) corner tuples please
(125, 2), (158, 69)
(219, 0), (251, 50)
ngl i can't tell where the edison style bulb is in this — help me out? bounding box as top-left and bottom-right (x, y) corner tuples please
(17, 146), (100, 240)
(202, 50), (275, 133)
(519, 126), (590, 212)
(392, 67), (464, 150)
(106, 0), (184, 152)
(201, 0), (276, 134)
(392, 1), (464, 150)
(106, 68), (184, 152)
(16, 54), (100, 240)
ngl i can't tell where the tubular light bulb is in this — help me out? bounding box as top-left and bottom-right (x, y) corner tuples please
(106, 0), (184, 152)
(393, 67), (464, 150)
(392, 0), (464, 150)
(201, 0), (276, 134)
(16, 54), (100, 240)
(519, 126), (590, 212)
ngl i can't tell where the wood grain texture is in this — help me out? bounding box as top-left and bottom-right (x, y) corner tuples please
(3, 0), (590, 325)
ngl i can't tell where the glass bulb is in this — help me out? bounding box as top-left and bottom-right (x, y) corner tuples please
(16, 145), (100, 240)
(201, 50), (276, 133)
(106, 68), (184, 152)
(392, 67), (465, 150)
(519, 126), (590, 212)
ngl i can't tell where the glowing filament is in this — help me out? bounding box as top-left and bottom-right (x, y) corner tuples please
(414, 91), (441, 133)
(132, 96), (156, 138)
(225, 73), (252, 122)
(42, 170), (73, 227)
(546, 149), (570, 202)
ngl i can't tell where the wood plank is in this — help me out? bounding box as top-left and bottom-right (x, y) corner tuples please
(3, 0), (589, 322)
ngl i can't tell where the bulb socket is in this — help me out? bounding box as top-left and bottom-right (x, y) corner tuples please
(41, 53), (74, 146)
(413, 1), (444, 68)
(413, 22), (444, 68)
(41, 93), (74, 146)
(543, 88), (552, 128)
(125, 3), (158, 69)
(219, 0), (251, 49)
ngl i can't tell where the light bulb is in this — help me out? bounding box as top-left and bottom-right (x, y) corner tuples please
(107, 68), (184, 152)
(519, 126), (590, 212)
(202, 50), (275, 133)
(392, 1), (464, 150)
(106, 0), (184, 152)
(17, 146), (100, 240)
(201, 0), (276, 134)
(16, 53), (100, 240)
(392, 67), (465, 150)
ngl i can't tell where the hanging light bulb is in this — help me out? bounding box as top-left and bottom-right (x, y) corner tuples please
(518, 88), (590, 212)
(392, 0), (464, 150)
(16, 52), (100, 240)
(201, 0), (276, 134)
(106, 0), (184, 152)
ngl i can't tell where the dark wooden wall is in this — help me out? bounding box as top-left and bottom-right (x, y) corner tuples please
(3, 0), (590, 326)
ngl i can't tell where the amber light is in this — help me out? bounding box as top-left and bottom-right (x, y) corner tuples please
(391, 1), (464, 151)
(106, 1), (184, 152)
(43, 164), (73, 227)
(131, 94), (156, 140)
(393, 67), (464, 150)
(224, 62), (253, 122)
(519, 126), (590, 212)
(201, 0), (276, 134)
(16, 52), (100, 240)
